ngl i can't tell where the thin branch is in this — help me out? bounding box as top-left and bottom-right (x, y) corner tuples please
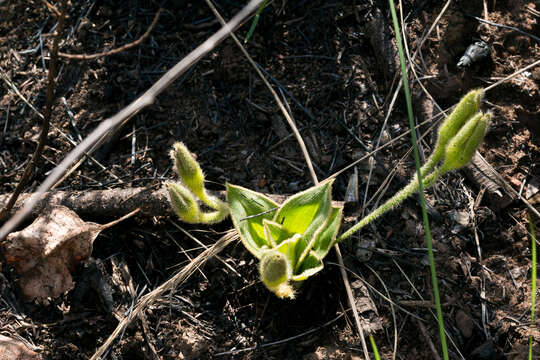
(39, 0), (61, 17)
(0, 0), (67, 221)
(485, 58), (540, 91)
(58, 9), (163, 60)
(0, 0), (264, 241)
(465, 13), (540, 45)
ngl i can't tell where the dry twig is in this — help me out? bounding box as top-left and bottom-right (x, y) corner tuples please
(58, 9), (163, 60)
(0, 0), (264, 241)
(0, 0), (67, 221)
(0, 187), (342, 220)
(89, 230), (238, 360)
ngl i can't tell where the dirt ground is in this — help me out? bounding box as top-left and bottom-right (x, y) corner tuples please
(1, 0), (539, 359)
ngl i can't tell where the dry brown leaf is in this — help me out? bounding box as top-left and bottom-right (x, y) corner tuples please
(0, 335), (40, 360)
(1, 206), (137, 302)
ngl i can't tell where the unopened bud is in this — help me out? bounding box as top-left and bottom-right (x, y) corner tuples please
(170, 142), (205, 199)
(259, 248), (295, 299)
(438, 89), (484, 147)
(166, 182), (201, 224)
(443, 112), (490, 171)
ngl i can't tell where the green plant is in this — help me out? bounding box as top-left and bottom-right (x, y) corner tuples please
(528, 215), (537, 360)
(387, 0), (449, 357)
(369, 335), (381, 360)
(166, 89), (491, 299)
(166, 142), (229, 224)
(337, 91), (490, 242)
(244, 0), (267, 43)
(227, 179), (342, 298)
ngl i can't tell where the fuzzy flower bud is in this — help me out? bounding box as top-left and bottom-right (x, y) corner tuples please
(438, 89), (484, 147)
(259, 249), (295, 299)
(442, 112), (490, 172)
(170, 142), (205, 199)
(166, 182), (201, 224)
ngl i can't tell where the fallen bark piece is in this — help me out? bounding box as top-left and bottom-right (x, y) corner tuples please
(464, 152), (513, 210)
(0, 335), (40, 360)
(526, 176), (540, 205)
(0, 187), (343, 221)
(0, 187), (171, 219)
(1, 206), (135, 302)
(362, 6), (399, 85)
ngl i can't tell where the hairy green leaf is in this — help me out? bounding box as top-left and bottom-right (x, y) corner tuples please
(311, 205), (343, 258)
(274, 180), (333, 261)
(292, 252), (324, 281)
(227, 183), (279, 258)
(263, 219), (291, 248)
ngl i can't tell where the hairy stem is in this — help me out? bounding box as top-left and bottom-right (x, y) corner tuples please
(199, 207), (230, 224)
(338, 167), (444, 242)
(199, 192), (228, 213)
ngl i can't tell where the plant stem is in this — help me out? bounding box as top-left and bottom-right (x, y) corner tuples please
(528, 215), (537, 360)
(369, 335), (381, 360)
(199, 207), (230, 224)
(419, 151), (442, 180)
(244, 0), (267, 43)
(338, 168), (442, 242)
(387, 0), (449, 358)
(199, 192), (227, 212)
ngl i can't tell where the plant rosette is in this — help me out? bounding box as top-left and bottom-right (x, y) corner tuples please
(227, 179), (343, 299)
(166, 89), (492, 300)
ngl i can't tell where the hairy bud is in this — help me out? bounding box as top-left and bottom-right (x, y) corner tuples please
(166, 182), (201, 224)
(259, 247), (295, 299)
(442, 112), (490, 172)
(438, 89), (484, 147)
(170, 142), (205, 199)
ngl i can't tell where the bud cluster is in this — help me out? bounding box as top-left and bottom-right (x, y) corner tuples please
(338, 89), (491, 242)
(166, 142), (229, 224)
(433, 89), (491, 173)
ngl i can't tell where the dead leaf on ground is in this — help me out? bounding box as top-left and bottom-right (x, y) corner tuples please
(0, 335), (40, 360)
(1, 206), (137, 302)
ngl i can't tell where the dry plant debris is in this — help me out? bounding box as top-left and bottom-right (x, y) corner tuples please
(1, 206), (133, 301)
(0, 335), (39, 360)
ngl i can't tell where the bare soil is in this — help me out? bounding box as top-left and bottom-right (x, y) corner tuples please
(1, 1), (539, 359)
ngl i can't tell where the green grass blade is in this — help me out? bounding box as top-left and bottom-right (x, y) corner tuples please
(369, 335), (381, 360)
(387, 1), (449, 359)
(529, 215), (537, 360)
(244, 0), (267, 43)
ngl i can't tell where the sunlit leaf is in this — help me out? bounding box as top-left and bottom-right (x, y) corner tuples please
(274, 180), (332, 235)
(291, 252), (324, 281)
(227, 183), (278, 259)
(311, 205), (343, 259)
(271, 232), (303, 270)
(274, 180), (333, 260)
(263, 219), (291, 247)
